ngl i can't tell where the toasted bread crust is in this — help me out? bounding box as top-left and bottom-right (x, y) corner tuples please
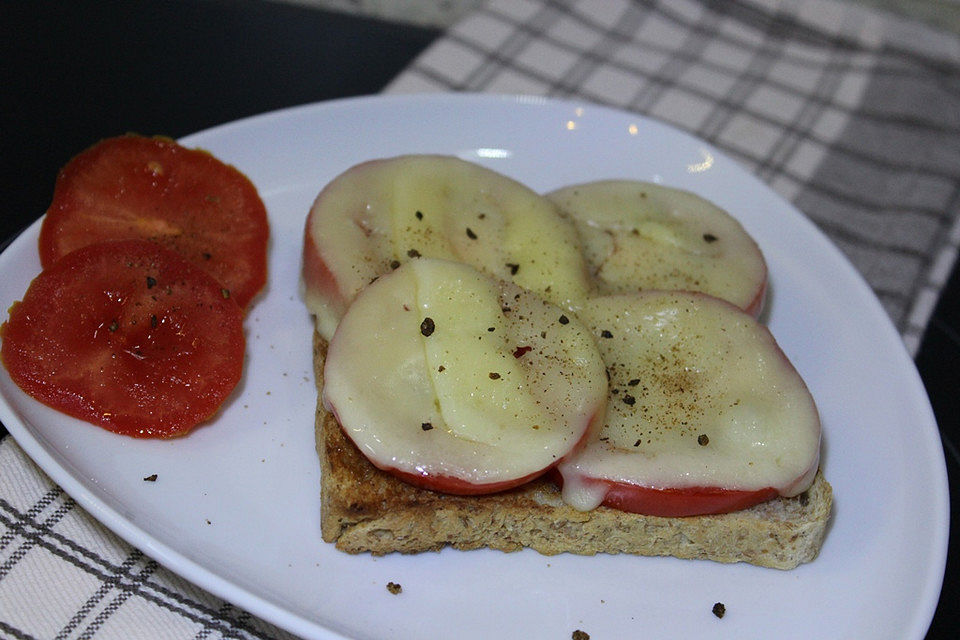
(315, 332), (832, 569)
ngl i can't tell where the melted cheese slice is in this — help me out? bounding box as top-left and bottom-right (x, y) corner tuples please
(322, 258), (607, 486)
(304, 155), (591, 340)
(547, 181), (767, 315)
(558, 291), (820, 511)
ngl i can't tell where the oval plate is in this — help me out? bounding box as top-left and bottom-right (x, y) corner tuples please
(0, 94), (948, 640)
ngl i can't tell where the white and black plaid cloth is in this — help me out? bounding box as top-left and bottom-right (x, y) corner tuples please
(2, 0), (958, 638)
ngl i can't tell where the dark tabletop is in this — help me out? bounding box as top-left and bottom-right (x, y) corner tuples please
(2, 1), (956, 637)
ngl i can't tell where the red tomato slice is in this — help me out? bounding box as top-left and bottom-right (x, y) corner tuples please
(597, 479), (779, 517)
(1, 239), (245, 438)
(38, 135), (269, 310)
(552, 470), (778, 517)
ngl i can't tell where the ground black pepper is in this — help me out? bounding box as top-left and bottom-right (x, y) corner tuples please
(559, 314), (569, 325)
(698, 434), (710, 446)
(703, 233), (718, 243)
(420, 317), (435, 336)
(712, 602), (725, 618)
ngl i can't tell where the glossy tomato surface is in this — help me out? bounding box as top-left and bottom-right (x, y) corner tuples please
(1, 239), (245, 437)
(38, 135), (269, 310)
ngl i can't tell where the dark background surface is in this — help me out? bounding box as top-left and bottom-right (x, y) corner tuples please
(2, 1), (956, 637)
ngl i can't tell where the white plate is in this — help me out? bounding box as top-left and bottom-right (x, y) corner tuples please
(0, 94), (948, 640)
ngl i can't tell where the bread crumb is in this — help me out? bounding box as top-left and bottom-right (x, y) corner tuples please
(386, 581), (402, 595)
(572, 631), (589, 640)
(712, 602), (726, 618)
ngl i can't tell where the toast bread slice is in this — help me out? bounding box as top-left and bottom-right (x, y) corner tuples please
(314, 331), (832, 570)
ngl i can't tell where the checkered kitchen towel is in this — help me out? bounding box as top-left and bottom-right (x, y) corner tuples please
(2, 1), (958, 638)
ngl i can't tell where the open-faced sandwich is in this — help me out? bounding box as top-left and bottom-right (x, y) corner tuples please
(301, 155), (831, 570)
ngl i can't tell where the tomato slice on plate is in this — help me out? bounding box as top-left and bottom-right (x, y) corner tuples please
(1, 239), (245, 438)
(38, 135), (269, 310)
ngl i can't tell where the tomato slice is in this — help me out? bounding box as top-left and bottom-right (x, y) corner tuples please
(1, 239), (245, 438)
(598, 479), (779, 517)
(38, 135), (269, 310)
(552, 470), (778, 517)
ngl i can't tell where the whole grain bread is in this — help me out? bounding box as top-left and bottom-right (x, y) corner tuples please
(314, 332), (832, 570)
